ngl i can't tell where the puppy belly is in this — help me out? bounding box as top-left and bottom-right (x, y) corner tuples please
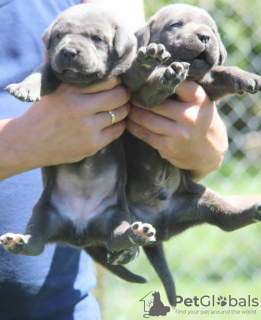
(51, 190), (117, 221)
(50, 164), (118, 221)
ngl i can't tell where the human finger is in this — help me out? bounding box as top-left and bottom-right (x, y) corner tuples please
(128, 105), (178, 136)
(82, 85), (131, 114)
(131, 98), (194, 123)
(126, 119), (166, 150)
(98, 120), (127, 149)
(175, 80), (208, 103)
(95, 103), (130, 129)
(68, 77), (122, 94)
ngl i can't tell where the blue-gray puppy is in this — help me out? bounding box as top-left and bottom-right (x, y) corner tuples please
(123, 4), (261, 306)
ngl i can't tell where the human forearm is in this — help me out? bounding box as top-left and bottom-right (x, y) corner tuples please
(0, 118), (34, 180)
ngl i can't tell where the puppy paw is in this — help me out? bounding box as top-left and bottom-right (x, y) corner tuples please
(161, 62), (190, 87)
(129, 222), (156, 245)
(252, 203), (261, 222)
(5, 83), (41, 102)
(0, 233), (28, 255)
(235, 74), (261, 95)
(136, 43), (170, 70)
(107, 247), (140, 265)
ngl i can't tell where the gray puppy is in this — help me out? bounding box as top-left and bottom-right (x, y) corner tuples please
(123, 4), (261, 305)
(2, 4), (156, 284)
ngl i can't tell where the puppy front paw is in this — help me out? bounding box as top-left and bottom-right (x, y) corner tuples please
(136, 43), (170, 71)
(129, 222), (156, 245)
(235, 73), (261, 95)
(107, 247), (140, 265)
(252, 203), (261, 222)
(161, 62), (190, 87)
(0, 233), (28, 255)
(5, 82), (41, 102)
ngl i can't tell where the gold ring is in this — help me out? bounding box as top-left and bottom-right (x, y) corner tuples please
(108, 111), (116, 125)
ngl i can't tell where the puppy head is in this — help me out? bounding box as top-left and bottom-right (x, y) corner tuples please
(136, 4), (227, 79)
(42, 4), (136, 86)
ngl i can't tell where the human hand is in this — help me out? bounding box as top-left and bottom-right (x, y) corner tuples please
(0, 77), (130, 179)
(126, 80), (228, 181)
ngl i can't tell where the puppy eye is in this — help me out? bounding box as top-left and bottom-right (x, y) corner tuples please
(91, 35), (104, 42)
(170, 23), (182, 28)
(56, 33), (62, 39)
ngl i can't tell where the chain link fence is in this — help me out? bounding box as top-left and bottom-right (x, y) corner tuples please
(93, 1), (261, 319)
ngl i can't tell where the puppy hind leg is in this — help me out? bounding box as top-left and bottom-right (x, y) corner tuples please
(198, 188), (261, 232)
(85, 211), (141, 265)
(166, 185), (261, 236)
(0, 206), (59, 256)
(106, 216), (157, 252)
(107, 247), (140, 265)
(84, 206), (133, 252)
(85, 246), (147, 284)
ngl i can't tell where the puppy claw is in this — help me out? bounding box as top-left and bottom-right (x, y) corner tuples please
(6, 235), (15, 241)
(107, 247), (140, 265)
(0, 233), (27, 254)
(143, 226), (149, 233)
(132, 223), (139, 230)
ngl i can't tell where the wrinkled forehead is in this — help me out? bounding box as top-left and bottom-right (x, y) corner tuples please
(154, 4), (217, 30)
(52, 19), (115, 37)
(51, 4), (118, 35)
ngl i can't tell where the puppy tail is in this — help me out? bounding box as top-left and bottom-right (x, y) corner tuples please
(143, 244), (176, 307)
(84, 246), (147, 284)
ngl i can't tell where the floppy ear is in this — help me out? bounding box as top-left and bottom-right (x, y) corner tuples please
(42, 25), (53, 49)
(42, 19), (57, 50)
(135, 20), (153, 48)
(217, 33), (227, 65)
(114, 26), (137, 57)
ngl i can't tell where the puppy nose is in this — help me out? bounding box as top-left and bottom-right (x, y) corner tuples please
(63, 47), (78, 58)
(197, 32), (210, 44)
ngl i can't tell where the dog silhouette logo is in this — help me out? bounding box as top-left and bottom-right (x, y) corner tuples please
(140, 291), (170, 318)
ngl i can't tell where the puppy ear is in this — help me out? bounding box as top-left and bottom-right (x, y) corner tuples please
(135, 19), (154, 48)
(217, 33), (227, 65)
(42, 26), (53, 49)
(114, 27), (137, 57)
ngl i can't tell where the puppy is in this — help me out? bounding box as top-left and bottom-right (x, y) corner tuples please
(122, 4), (261, 305)
(124, 4), (261, 106)
(1, 4), (157, 285)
